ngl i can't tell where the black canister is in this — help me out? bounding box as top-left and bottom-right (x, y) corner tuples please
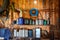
(13, 20), (17, 24)
(28, 29), (33, 38)
(24, 18), (29, 25)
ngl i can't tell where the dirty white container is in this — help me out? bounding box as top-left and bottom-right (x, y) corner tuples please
(24, 29), (28, 37)
(19, 29), (24, 37)
(35, 28), (41, 38)
(36, 19), (39, 25)
(16, 32), (19, 37)
(14, 29), (17, 37)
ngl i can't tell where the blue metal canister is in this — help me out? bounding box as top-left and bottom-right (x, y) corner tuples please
(0, 28), (5, 37)
(17, 17), (24, 25)
(28, 29), (33, 37)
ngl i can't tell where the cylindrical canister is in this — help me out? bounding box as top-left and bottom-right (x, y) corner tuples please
(38, 19), (43, 25)
(28, 29), (33, 37)
(47, 19), (50, 25)
(29, 19), (33, 25)
(43, 20), (47, 25)
(33, 20), (35, 25)
(35, 28), (41, 38)
(16, 31), (19, 37)
(35, 19), (39, 25)
(24, 29), (28, 37)
(33, 29), (36, 38)
(36, 19), (39, 25)
(17, 17), (24, 25)
(19, 29), (25, 37)
(24, 18), (29, 25)
(19, 29), (22, 37)
(14, 29), (17, 37)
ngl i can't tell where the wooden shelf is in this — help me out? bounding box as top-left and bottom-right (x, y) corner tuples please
(13, 25), (50, 32)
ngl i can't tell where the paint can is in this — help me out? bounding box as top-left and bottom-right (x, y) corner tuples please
(29, 19), (33, 25)
(24, 18), (29, 25)
(14, 29), (17, 37)
(19, 29), (25, 37)
(43, 20), (47, 25)
(28, 29), (33, 38)
(17, 17), (24, 25)
(35, 28), (41, 38)
(47, 19), (50, 25)
(24, 29), (28, 37)
(36, 19), (39, 25)
(38, 19), (43, 25)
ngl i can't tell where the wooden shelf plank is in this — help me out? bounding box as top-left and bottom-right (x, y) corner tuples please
(13, 25), (50, 32)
